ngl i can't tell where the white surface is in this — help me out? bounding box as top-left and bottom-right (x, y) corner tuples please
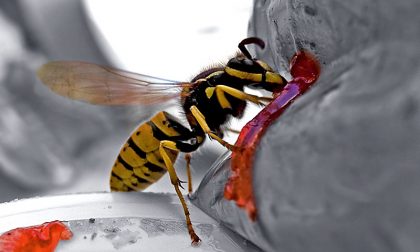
(0, 192), (261, 251)
(0, 192), (212, 232)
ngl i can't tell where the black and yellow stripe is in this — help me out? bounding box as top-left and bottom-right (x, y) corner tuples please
(224, 65), (283, 85)
(110, 111), (183, 191)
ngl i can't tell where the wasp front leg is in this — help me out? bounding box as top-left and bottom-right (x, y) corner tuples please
(213, 85), (273, 107)
(224, 127), (241, 134)
(189, 105), (239, 151)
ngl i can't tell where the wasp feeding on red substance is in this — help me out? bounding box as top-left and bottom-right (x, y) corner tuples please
(37, 37), (287, 245)
(224, 50), (321, 220)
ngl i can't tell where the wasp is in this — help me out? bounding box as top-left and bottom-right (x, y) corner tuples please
(37, 37), (286, 244)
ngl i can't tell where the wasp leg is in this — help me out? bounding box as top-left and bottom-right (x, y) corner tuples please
(214, 85), (272, 108)
(159, 140), (201, 245)
(256, 96), (274, 103)
(224, 127), (241, 134)
(185, 153), (193, 194)
(190, 106), (239, 151)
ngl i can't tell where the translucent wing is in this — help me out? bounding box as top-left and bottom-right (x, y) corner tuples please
(37, 61), (191, 105)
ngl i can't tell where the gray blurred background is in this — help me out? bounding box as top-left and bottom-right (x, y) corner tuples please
(0, 0), (253, 202)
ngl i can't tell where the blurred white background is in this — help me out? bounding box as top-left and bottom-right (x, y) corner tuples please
(85, 0), (253, 81)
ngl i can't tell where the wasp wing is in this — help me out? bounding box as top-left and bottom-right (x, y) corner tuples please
(37, 61), (190, 105)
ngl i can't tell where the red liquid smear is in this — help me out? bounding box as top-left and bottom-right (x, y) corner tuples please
(0, 221), (73, 252)
(224, 51), (321, 220)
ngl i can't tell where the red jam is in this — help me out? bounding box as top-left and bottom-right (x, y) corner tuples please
(289, 50), (321, 83)
(224, 50), (321, 220)
(0, 221), (73, 252)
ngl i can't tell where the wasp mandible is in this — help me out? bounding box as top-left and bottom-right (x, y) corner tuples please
(37, 37), (286, 245)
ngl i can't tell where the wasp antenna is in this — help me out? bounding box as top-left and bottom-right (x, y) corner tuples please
(238, 37), (266, 59)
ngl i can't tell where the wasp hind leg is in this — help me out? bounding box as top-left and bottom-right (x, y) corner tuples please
(159, 140), (201, 245)
(184, 153), (193, 195)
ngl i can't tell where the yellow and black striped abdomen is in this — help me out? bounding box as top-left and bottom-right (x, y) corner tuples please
(110, 111), (179, 192)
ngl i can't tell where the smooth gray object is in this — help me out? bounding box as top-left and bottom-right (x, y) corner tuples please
(193, 0), (420, 251)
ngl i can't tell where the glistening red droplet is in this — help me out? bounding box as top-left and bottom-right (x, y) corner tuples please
(290, 50), (321, 84)
(0, 221), (73, 252)
(224, 50), (321, 220)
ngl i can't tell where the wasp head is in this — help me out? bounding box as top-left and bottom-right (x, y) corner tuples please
(225, 37), (286, 92)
